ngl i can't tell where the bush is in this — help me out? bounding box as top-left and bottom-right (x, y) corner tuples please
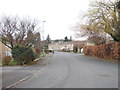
(35, 48), (41, 54)
(61, 49), (71, 52)
(83, 42), (120, 60)
(2, 56), (12, 65)
(44, 49), (53, 54)
(12, 45), (37, 65)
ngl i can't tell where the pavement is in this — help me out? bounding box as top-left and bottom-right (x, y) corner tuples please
(2, 54), (53, 89)
(14, 52), (118, 88)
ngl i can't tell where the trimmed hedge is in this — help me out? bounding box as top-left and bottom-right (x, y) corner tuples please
(83, 42), (120, 60)
(2, 56), (12, 65)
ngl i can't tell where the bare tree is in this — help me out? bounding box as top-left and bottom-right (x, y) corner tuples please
(0, 16), (40, 49)
(75, 0), (120, 42)
(34, 32), (41, 54)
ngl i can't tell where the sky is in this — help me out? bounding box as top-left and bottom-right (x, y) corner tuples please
(0, 0), (91, 40)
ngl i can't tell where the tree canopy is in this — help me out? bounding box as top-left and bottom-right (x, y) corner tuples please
(64, 36), (69, 42)
(75, 0), (120, 43)
(46, 34), (51, 44)
(0, 16), (41, 49)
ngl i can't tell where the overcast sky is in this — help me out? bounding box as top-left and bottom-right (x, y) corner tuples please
(0, 0), (92, 40)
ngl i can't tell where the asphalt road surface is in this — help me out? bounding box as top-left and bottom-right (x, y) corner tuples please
(15, 52), (118, 88)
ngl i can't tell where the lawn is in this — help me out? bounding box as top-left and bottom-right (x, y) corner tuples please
(0, 62), (2, 66)
(39, 52), (47, 57)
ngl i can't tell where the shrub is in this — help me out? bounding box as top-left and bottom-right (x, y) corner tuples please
(35, 48), (41, 54)
(12, 45), (37, 65)
(2, 56), (12, 65)
(83, 42), (120, 60)
(62, 49), (70, 52)
(44, 49), (53, 54)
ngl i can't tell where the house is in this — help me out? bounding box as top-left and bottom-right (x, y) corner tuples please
(48, 41), (75, 51)
(49, 40), (95, 53)
(73, 41), (87, 53)
(73, 41), (95, 53)
(0, 42), (11, 61)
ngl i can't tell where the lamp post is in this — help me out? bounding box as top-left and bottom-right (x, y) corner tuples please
(42, 21), (46, 56)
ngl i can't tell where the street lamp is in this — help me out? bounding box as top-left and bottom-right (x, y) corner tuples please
(43, 21), (46, 40)
(42, 21), (46, 56)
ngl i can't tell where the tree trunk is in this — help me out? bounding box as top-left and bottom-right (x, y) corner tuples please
(110, 34), (120, 42)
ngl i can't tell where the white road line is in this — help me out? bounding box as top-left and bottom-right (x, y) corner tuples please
(5, 76), (30, 89)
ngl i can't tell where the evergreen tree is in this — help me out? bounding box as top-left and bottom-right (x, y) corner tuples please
(64, 36), (69, 42)
(117, 1), (120, 9)
(46, 34), (51, 44)
(70, 36), (72, 41)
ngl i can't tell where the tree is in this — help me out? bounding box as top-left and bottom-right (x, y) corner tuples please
(0, 16), (40, 49)
(75, 0), (120, 42)
(34, 32), (41, 54)
(70, 36), (72, 41)
(117, 1), (120, 9)
(54, 39), (64, 42)
(87, 33), (107, 45)
(64, 36), (69, 42)
(26, 30), (36, 46)
(46, 34), (51, 44)
(116, 0), (120, 29)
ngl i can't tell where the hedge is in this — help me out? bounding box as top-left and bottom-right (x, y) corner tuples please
(83, 42), (120, 60)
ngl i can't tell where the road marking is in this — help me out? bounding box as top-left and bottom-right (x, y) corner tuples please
(3, 76), (30, 89)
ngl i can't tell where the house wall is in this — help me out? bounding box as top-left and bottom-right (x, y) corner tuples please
(0, 42), (11, 61)
(48, 42), (74, 51)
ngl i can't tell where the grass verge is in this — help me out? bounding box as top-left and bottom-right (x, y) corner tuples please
(9, 58), (20, 66)
(0, 62), (2, 66)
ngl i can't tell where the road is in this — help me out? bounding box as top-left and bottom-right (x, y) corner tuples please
(15, 52), (118, 88)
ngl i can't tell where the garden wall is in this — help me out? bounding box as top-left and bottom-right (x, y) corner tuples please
(83, 42), (120, 60)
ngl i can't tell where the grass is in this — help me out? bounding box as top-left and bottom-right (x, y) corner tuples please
(39, 52), (47, 57)
(0, 62), (2, 66)
(77, 52), (83, 54)
(9, 58), (20, 66)
(26, 57), (44, 66)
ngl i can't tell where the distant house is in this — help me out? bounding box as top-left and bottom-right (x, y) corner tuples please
(0, 42), (11, 61)
(49, 40), (95, 53)
(73, 41), (87, 53)
(73, 41), (95, 53)
(48, 41), (75, 51)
